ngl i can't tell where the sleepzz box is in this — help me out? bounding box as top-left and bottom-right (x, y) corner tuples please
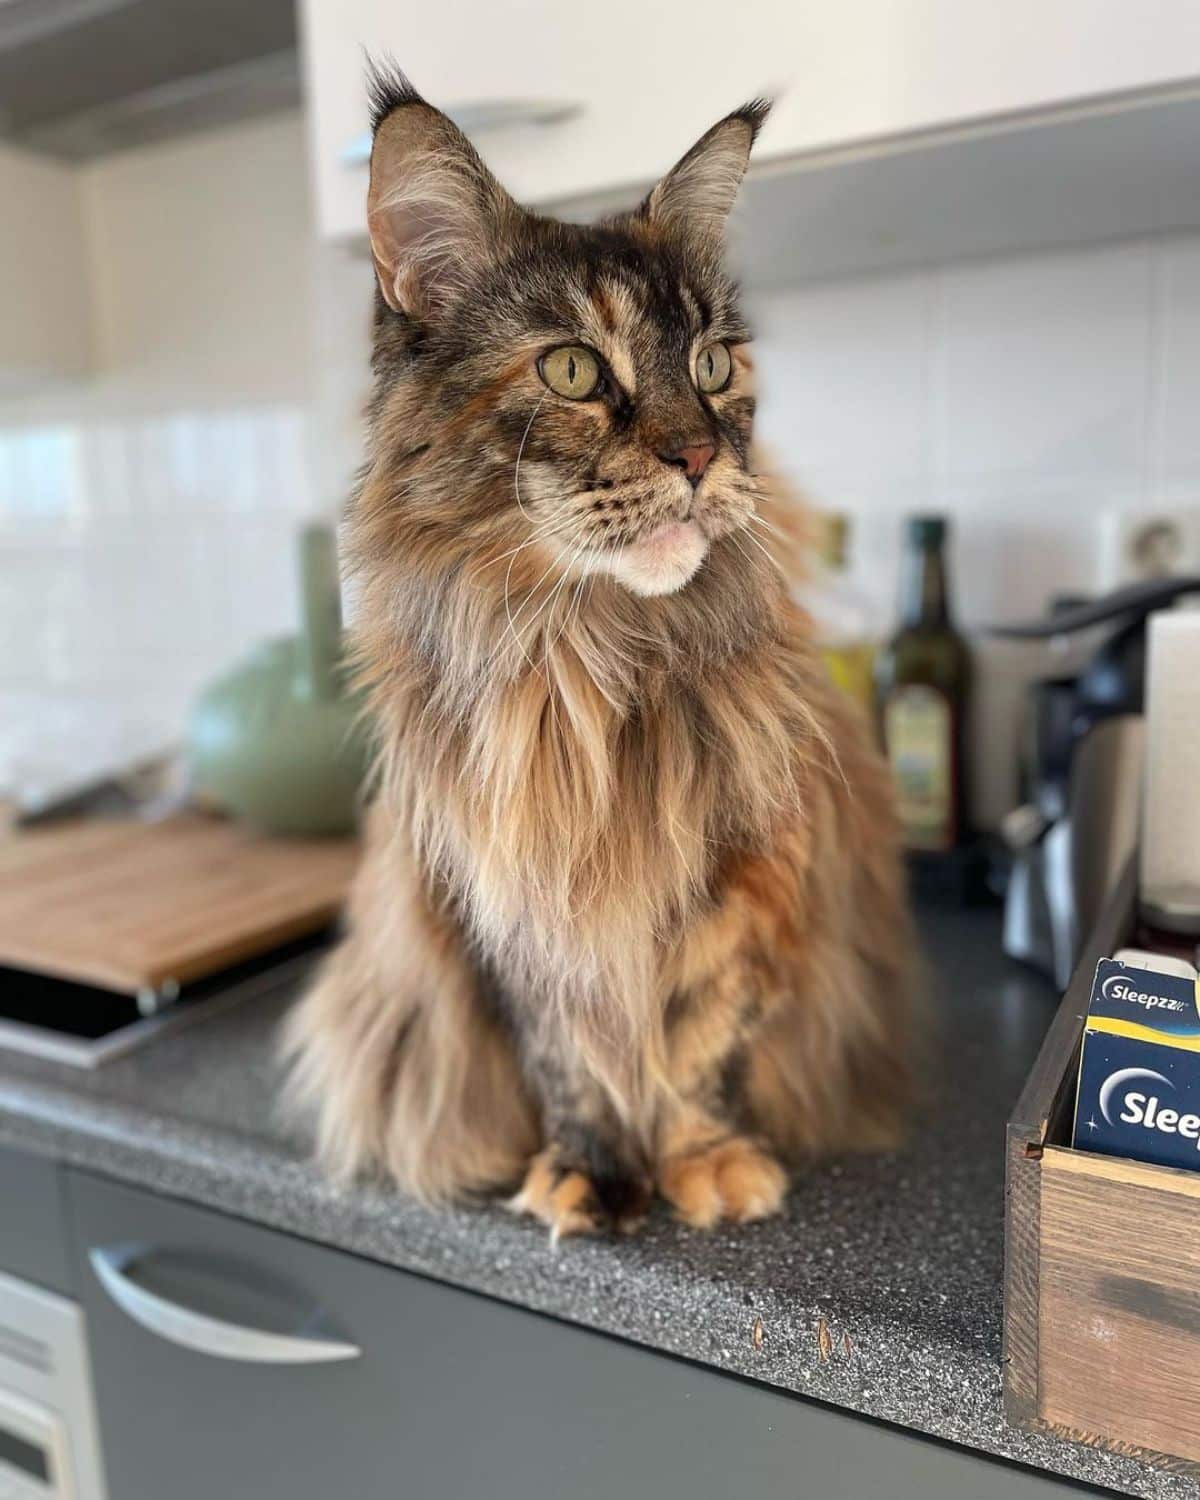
(1073, 958), (1200, 1170)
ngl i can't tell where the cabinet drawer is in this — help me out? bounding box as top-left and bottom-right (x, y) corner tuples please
(0, 1145), (71, 1294)
(69, 1170), (1086, 1499)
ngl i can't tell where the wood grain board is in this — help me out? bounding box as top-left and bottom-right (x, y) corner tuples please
(1040, 1147), (1200, 1463)
(0, 815), (359, 995)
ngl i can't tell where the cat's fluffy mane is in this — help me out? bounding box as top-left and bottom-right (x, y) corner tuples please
(349, 426), (826, 1101)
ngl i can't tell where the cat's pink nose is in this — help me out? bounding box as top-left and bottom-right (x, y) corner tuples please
(661, 441), (716, 487)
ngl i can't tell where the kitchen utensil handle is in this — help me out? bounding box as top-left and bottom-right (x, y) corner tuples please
(341, 98), (582, 164)
(89, 1246), (361, 1364)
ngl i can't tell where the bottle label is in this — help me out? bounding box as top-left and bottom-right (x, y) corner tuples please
(884, 685), (954, 851)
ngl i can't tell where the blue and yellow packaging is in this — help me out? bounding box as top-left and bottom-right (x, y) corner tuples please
(1073, 958), (1200, 1171)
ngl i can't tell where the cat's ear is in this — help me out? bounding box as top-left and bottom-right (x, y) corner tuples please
(366, 65), (518, 319)
(641, 100), (770, 244)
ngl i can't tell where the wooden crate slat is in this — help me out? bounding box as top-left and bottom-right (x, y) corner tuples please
(1040, 1150), (1200, 1461)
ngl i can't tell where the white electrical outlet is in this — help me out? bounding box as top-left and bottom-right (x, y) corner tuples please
(1096, 507), (1200, 591)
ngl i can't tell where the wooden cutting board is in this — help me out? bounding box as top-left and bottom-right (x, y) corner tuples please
(0, 814), (359, 995)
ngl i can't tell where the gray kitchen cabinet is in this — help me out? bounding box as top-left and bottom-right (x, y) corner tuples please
(0, 1144), (72, 1293)
(66, 1169), (1092, 1500)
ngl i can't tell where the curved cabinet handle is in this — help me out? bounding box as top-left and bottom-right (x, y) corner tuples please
(89, 1246), (361, 1364)
(342, 98), (582, 164)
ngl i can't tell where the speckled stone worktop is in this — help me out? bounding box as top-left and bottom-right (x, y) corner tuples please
(0, 905), (1195, 1498)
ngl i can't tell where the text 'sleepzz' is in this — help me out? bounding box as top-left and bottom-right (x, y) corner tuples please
(1074, 959), (1200, 1173)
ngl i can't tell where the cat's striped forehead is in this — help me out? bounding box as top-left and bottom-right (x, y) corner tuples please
(446, 217), (751, 386)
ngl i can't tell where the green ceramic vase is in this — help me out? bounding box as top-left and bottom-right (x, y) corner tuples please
(187, 524), (368, 836)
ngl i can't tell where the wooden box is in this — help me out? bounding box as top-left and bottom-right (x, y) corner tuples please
(1004, 862), (1200, 1475)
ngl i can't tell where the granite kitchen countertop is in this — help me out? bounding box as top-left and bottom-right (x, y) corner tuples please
(0, 903), (1193, 1499)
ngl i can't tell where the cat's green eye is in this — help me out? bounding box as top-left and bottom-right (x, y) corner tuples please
(695, 342), (733, 394)
(539, 345), (602, 400)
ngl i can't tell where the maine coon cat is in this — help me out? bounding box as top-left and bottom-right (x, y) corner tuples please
(284, 69), (914, 1238)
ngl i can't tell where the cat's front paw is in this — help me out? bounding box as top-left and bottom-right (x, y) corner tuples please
(658, 1137), (788, 1229)
(509, 1145), (650, 1242)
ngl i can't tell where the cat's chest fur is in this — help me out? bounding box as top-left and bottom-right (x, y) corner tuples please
(397, 639), (809, 981)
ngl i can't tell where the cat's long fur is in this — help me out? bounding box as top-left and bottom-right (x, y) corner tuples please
(283, 70), (915, 1235)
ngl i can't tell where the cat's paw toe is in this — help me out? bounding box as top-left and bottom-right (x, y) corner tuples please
(658, 1138), (788, 1229)
(512, 1172), (603, 1242)
(509, 1147), (650, 1242)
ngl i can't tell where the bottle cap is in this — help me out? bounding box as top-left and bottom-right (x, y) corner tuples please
(907, 514), (947, 547)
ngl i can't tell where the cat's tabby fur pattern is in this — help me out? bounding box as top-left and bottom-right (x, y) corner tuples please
(283, 70), (914, 1236)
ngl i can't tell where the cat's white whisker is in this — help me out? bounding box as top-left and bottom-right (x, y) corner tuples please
(739, 524), (789, 578)
(513, 388), (551, 523)
(549, 542), (598, 660)
(747, 510), (785, 541)
(725, 531), (758, 575)
(496, 531), (586, 680)
(498, 538), (573, 673)
(476, 515), (575, 574)
(540, 537), (593, 725)
(572, 548), (601, 630)
(540, 536), (590, 656)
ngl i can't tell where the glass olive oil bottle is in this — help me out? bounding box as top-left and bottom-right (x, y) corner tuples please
(875, 516), (972, 853)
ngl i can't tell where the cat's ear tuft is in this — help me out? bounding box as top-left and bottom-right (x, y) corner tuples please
(641, 99), (770, 244)
(365, 61), (518, 320)
(366, 59), (424, 133)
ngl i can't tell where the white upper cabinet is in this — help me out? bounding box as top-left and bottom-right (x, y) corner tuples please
(301, 0), (1200, 244)
(0, 142), (90, 388)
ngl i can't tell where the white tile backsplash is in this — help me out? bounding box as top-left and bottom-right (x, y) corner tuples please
(753, 232), (1200, 627)
(936, 240), (1151, 492)
(752, 269), (935, 491)
(0, 400), (321, 774)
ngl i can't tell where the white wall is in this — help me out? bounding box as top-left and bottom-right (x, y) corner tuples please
(0, 142), (91, 387)
(1, 105), (1199, 791)
(83, 116), (315, 403)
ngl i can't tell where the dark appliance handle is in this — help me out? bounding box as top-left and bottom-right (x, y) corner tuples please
(989, 575), (1200, 639)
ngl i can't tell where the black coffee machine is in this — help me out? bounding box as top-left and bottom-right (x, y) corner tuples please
(994, 575), (1200, 987)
